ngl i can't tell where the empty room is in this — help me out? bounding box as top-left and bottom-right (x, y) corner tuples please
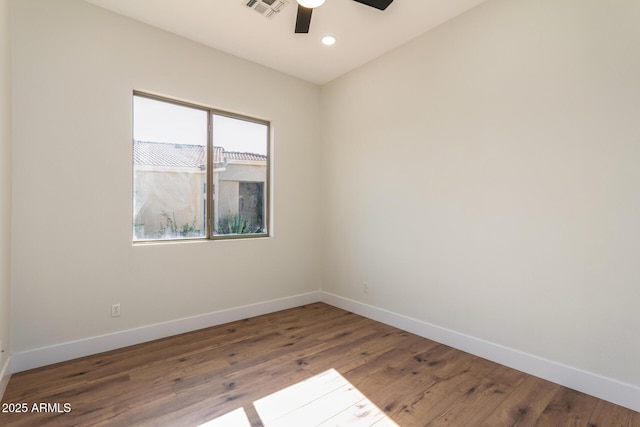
(1, 0), (639, 425)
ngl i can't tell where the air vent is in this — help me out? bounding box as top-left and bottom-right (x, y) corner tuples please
(243, 0), (290, 19)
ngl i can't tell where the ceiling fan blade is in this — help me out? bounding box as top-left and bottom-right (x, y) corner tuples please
(295, 5), (313, 33)
(352, 0), (393, 11)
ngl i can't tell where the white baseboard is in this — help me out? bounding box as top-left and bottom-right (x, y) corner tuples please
(320, 291), (640, 413)
(0, 355), (10, 402)
(9, 290), (640, 413)
(11, 291), (321, 374)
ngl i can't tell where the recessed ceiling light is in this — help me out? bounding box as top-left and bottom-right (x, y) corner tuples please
(321, 35), (336, 46)
(297, 0), (325, 8)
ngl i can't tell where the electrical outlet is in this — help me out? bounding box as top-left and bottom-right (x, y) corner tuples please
(363, 281), (369, 293)
(111, 303), (121, 317)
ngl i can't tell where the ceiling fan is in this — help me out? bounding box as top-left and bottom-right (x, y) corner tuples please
(295, 0), (394, 34)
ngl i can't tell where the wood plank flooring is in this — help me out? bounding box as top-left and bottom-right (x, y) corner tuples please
(1, 303), (638, 426)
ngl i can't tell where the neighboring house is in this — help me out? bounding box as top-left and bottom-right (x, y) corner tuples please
(133, 141), (267, 239)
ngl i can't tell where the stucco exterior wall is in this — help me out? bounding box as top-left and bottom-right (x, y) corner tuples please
(134, 168), (206, 239)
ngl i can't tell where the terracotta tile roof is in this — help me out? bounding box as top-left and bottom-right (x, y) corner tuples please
(133, 141), (266, 168)
(222, 150), (268, 162)
(213, 146), (224, 164)
(134, 141), (206, 168)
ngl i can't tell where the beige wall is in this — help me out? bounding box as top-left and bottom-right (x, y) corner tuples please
(0, 0), (11, 374)
(321, 0), (640, 387)
(11, 0), (321, 353)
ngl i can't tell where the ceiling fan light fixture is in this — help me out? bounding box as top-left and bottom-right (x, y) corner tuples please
(297, 0), (325, 8)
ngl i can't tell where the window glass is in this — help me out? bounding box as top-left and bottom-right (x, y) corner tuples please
(132, 94), (269, 242)
(212, 114), (268, 236)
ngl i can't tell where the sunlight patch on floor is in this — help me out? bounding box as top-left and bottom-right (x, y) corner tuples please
(254, 368), (399, 426)
(198, 369), (398, 427)
(198, 407), (251, 427)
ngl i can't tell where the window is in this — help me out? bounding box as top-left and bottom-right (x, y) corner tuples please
(133, 93), (269, 242)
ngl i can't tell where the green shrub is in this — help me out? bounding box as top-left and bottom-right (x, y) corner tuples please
(216, 214), (260, 234)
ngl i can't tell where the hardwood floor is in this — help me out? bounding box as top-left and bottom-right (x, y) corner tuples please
(1, 303), (638, 426)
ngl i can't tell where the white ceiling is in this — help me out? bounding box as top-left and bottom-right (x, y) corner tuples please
(85, 0), (487, 85)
